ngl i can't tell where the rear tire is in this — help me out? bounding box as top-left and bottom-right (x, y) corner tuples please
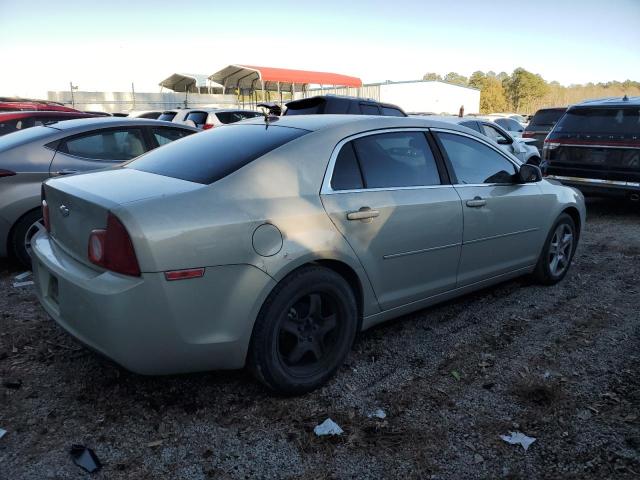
(533, 213), (577, 285)
(248, 265), (358, 395)
(9, 209), (44, 269)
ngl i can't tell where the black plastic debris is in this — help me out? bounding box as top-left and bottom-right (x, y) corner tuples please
(2, 379), (22, 389)
(70, 445), (102, 473)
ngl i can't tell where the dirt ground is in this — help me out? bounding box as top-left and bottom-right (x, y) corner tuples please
(0, 198), (638, 479)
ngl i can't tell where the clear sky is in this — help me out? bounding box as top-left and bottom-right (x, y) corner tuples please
(1, 0), (639, 97)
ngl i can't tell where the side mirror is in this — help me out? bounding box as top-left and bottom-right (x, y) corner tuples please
(518, 164), (542, 183)
(497, 137), (512, 145)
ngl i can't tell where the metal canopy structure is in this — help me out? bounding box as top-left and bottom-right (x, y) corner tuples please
(209, 65), (363, 94)
(158, 73), (223, 94)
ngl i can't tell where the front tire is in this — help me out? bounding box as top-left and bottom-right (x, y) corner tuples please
(9, 210), (44, 269)
(248, 265), (358, 395)
(533, 213), (577, 285)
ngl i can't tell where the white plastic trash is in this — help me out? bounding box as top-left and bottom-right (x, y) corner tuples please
(368, 408), (387, 419)
(314, 418), (343, 436)
(0, 428), (6, 439)
(500, 431), (536, 451)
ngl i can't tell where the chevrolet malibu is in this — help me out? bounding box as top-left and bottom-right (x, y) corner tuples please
(32, 115), (585, 394)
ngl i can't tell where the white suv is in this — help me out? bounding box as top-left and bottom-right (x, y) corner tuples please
(157, 108), (261, 130)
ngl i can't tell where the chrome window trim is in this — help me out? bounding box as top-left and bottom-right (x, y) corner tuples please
(429, 127), (525, 187)
(321, 128), (448, 195)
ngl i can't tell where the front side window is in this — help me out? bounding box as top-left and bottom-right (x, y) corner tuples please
(437, 132), (516, 184)
(152, 127), (193, 146)
(331, 131), (441, 190)
(381, 107), (405, 117)
(495, 118), (523, 132)
(460, 121), (481, 133)
(63, 129), (146, 160)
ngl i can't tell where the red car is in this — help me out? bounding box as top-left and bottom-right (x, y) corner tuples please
(0, 111), (97, 136)
(0, 99), (79, 113)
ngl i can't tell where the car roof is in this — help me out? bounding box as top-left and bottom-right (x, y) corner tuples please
(239, 114), (478, 135)
(570, 96), (640, 109)
(0, 111), (94, 119)
(45, 116), (199, 132)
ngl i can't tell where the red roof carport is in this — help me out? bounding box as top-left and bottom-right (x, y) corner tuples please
(209, 65), (362, 94)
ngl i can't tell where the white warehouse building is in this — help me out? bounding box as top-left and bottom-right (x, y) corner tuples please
(296, 80), (480, 115)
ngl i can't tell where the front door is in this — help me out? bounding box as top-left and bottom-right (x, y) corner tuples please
(321, 130), (463, 310)
(434, 130), (547, 287)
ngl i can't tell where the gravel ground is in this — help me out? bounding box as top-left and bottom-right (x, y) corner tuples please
(1, 198), (639, 479)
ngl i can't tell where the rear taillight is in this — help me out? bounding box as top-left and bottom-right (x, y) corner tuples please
(522, 131), (534, 138)
(0, 169), (16, 178)
(88, 212), (140, 276)
(202, 123), (214, 130)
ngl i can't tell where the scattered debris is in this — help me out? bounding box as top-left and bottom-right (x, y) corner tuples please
(14, 271), (32, 281)
(3, 379), (22, 389)
(314, 418), (343, 436)
(367, 408), (387, 419)
(474, 453), (484, 463)
(0, 428), (6, 439)
(500, 431), (537, 451)
(451, 371), (461, 381)
(147, 440), (164, 447)
(70, 445), (102, 473)
(12, 281), (34, 288)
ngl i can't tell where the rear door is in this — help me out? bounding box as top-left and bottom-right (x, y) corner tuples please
(433, 129), (546, 286)
(49, 127), (148, 176)
(321, 129), (463, 310)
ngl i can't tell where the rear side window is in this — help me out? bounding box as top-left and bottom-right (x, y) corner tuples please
(437, 132), (516, 184)
(127, 125), (309, 184)
(152, 127), (193, 146)
(360, 104), (380, 115)
(556, 107), (640, 135)
(158, 112), (177, 121)
(331, 131), (441, 190)
(215, 111), (258, 124)
(381, 107), (405, 117)
(285, 98), (326, 115)
(529, 109), (565, 127)
(63, 129), (146, 160)
(185, 111), (208, 127)
(331, 143), (363, 190)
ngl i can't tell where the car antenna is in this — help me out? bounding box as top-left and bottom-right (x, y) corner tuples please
(257, 102), (282, 128)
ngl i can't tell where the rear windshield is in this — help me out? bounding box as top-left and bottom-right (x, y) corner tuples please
(556, 107), (640, 135)
(126, 124), (309, 184)
(285, 98), (325, 115)
(157, 112), (177, 121)
(529, 109), (565, 127)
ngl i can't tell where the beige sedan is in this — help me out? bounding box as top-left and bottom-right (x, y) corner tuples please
(31, 115), (585, 394)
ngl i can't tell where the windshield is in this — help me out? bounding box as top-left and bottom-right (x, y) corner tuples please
(127, 124), (310, 184)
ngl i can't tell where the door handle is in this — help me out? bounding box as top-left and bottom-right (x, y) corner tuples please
(466, 197), (486, 208)
(347, 207), (380, 221)
(56, 169), (78, 176)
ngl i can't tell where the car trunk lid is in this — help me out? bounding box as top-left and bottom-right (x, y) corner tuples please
(44, 168), (202, 268)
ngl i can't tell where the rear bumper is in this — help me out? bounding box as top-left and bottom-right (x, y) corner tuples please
(545, 175), (640, 197)
(31, 232), (276, 375)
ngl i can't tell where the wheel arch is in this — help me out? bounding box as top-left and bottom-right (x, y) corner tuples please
(561, 206), (582, 242)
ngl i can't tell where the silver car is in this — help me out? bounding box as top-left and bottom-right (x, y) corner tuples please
(31, 115), (585, 394)
(424, 116), (541, 165)
(0, 117), (197, 266)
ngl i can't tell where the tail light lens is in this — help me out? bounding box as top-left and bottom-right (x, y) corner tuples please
(88, 212), (140, 276)
(522, 131), (534, 138)
(41, 185), (50, 232)
(0, 169), (16, 178)
(202, 123), (214, 130)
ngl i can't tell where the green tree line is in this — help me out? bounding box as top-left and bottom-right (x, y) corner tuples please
(422, 69), (640, 114)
